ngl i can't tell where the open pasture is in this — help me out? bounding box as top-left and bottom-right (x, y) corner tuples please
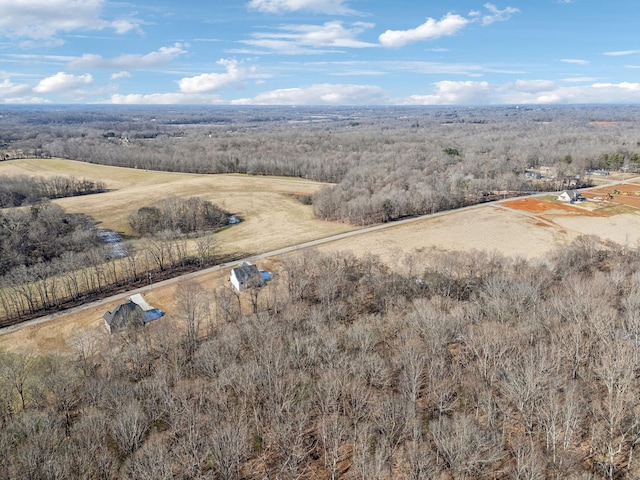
(0, 158), (356, 255)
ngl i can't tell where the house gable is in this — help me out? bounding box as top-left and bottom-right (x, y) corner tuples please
(103, 300), (145, 334)
(230, 262), (262, 291)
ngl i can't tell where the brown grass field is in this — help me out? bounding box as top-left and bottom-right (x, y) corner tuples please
(0, 158), (356, 254)
(2, 160), (640, 354)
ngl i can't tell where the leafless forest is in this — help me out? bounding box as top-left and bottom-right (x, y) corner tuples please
(1, 105), (640, 479)
(1, 242), (640, 479)
(2, 105), (640, 224)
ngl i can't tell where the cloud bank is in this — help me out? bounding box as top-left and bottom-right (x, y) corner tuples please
(0, 0), (139, 40)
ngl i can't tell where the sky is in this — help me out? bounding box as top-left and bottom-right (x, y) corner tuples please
(0, 0), (639, 105)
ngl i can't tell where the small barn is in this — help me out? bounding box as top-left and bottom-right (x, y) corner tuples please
(104, 293), (164, 333)
(230, 262), (263, 291)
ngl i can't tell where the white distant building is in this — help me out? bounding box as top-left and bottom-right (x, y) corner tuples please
(557, 190), (584, 203)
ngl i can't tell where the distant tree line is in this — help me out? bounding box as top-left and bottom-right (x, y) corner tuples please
(129, 197), (229, 236)
(0, 175), (106, 208)
(2, 105), (640, 225)
(1, 240), (640, 478)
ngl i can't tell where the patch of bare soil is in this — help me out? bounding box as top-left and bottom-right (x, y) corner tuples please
(502, 197), (591, 215)
(583, 185), (640, 209)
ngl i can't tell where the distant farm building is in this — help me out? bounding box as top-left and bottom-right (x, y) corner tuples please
(103, 294), (163, 334)
(524, 170), (542, 179)
(539, 166), (557, 177)
(587, 169), (610, 176)
(557, 190), (584, 203)
(230, 262), (272, 291)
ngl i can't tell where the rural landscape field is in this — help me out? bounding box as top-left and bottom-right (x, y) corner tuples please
(2, 105), (640, 479)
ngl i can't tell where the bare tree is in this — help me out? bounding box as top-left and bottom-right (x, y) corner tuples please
(110, 400), (148, 458)
(430, 415), (504, 478)
(175, 280), (210, 359)
(0, 353), (34, 410)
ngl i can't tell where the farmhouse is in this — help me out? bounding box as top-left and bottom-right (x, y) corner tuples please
(230, 261), (273, 291)
(103, 301), (144, 334)
(103, 293), (163, 334)
(557, 190), (584, 203)
(230, 262), (262, 291)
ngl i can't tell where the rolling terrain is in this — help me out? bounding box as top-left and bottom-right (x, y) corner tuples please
(1, 160), (638, 354)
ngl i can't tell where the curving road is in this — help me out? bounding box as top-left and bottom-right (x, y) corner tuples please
(2, 176), (638, 336)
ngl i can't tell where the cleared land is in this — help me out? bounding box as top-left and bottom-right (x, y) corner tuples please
(0, 158), (356, 254)
(2, 161), (640, 354)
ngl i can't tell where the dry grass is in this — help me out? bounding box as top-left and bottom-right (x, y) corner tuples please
(0, 159), (356, 253)
(2, 159), (640, 355)
(315, 206), (578, 266)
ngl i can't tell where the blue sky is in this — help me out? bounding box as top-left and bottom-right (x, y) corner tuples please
(0, 0), (639, 105)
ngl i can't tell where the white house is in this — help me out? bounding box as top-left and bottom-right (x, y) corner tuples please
(230, 262), (263, 291)
(557, 191), (573, 202)
(557, 190), (584, 203)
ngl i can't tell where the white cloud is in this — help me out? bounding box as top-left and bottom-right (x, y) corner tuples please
(107, 93), (223, 105)
(242, 21), (375, 54)
(406, 81), (492, 105)
(561, 58), (589, 65)
(4, 54), (76, 64)
(69, 44), (187, 69)
(110, 71), (131, 80)
(480, 3), (519, 26)
(178, 59), (252, 94)
(33, 72), (93, 93)
(97, 78), (640, 106)
(0, 0), (140, 40)
(404, 79), (640, 105)
(561, 76), (598, 83)
(603, 49), (640, 57)
(232, 83), (388, 105)
(110, 18), (140, 35)
(509, 79), (556, 92)
(379, 13), (469, 48)
(247, 0), (355, 14)
(0, 78), (31, 98)
(4, 96), (50, 104)
(286, 21), (374, 48)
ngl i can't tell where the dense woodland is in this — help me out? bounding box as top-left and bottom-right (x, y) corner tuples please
(1, 106), (640, 478)
(0, 202), (100, 275)
(2, 105), (640, 224)
(1, 243), (640, 479)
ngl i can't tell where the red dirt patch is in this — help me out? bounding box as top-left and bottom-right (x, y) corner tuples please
(502, 197), (586, 215)
(583, 186), (640, 209)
